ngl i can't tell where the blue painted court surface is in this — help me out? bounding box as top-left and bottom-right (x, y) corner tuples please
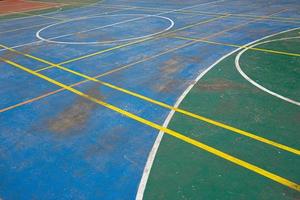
(0, 0), (299, 199)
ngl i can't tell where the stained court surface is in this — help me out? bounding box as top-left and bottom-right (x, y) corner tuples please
(0, 0), (299, 199)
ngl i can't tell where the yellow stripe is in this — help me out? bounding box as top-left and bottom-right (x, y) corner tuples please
(174, 36), (300, 57)
(1, 43), (299, 156)
(1, 57), (299, 191)
(34, 15), (228, 72)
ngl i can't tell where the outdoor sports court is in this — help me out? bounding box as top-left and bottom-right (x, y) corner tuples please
(0, 0), (299, 199)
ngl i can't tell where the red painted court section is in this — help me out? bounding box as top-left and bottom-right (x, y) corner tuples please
(0, 0), (62, 14)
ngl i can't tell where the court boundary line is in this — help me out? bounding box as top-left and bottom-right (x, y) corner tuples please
(235, 36), (300, 106)
(0, 15), (229, 115)
(1, 12), (298, 155)
(1, 57), (299, 192)
(4, 39), (299, 155)
(136, 27), (300, 199)
(1, 11), (296, 150)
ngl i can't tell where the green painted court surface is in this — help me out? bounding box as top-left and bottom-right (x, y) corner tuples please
(144, 29), (300, 200)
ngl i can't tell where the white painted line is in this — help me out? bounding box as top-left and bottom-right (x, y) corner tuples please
(0, 0), (225, 51)
(35, 0), (226, 45)
(235, 36), (300, 106)
(135, 27), (300, 200)
(36, 14), (175, 45)
(0, 8), (137, 52)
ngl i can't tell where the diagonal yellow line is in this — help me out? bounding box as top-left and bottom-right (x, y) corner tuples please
(173, 36), (300, 57)
(1, 43), (299, 156)
(1, 56), (299, 191)
(1, 10), (298, 154)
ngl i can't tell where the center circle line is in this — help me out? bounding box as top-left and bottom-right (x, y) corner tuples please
(36, 14), (175, 45)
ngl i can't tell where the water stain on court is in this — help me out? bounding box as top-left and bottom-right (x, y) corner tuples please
(153, 56), (186, 93)
(153, 55), (201, 92)
(75, 32), (89, 39)
(48, 86), (104, 136)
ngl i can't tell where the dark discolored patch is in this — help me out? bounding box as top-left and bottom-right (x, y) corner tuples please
(195, 79), (246, 91)
(154, 79), (183, 93)
(48, 86), (104, 136)
(75, 32), (89, 39)
(152, 56), (187, 93)
(152, 55), (202, 93)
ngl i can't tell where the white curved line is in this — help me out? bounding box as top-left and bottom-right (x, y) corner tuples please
(235, 36), (300, 106)
(35, 0), (226, 45)
(0, 0), (223, 52)
(36, 14), (174, 45)
(135, 27), (300, 200)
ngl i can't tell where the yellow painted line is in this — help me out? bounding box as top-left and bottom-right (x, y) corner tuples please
(1, 43), (299, 156)
(174, 36), (300, 57)
(1, 57), (299, 191)
(34, 15), (229, 72)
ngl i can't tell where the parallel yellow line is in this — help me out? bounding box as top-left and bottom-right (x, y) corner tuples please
(1, 57), (299, 191)
(174, 36), (300, 57)
(1, 43), (299, 156)
(34, 15), (229, 72)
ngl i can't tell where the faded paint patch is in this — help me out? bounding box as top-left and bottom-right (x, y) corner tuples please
(48, 86), (104, 135)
